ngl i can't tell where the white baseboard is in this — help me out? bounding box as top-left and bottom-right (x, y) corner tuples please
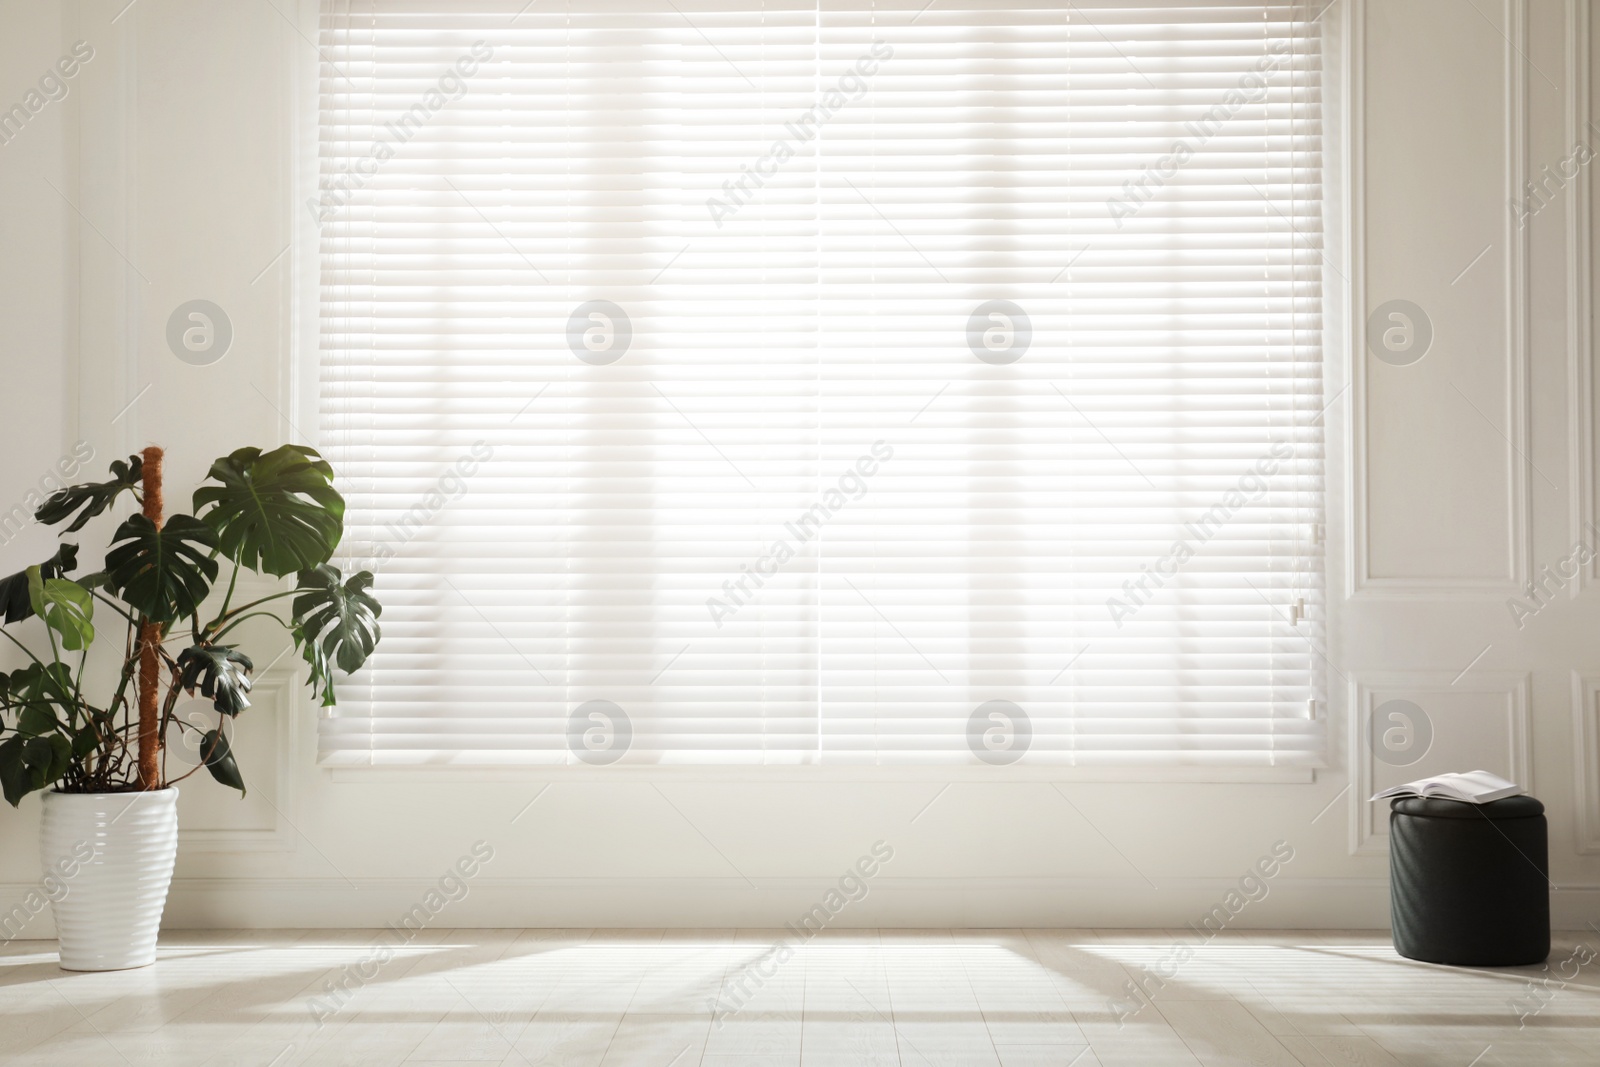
(6, 878), (1596, 934)
(163, 876), (1396, 930)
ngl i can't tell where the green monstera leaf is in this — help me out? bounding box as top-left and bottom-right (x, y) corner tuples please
(104, 514), (220, 623)
(27, 570), (94, 651)
(34, 454), (143, 533)
(197, 728), (244, 794)
(0, 544), (77, 625)
(291, 564), (381, 706)
(192, 445), (345, 577)
(0, 732), (71, 807)
(4, 662), (76, 710)
(16, 703), (59, 737)
(175, 645), (254, 716)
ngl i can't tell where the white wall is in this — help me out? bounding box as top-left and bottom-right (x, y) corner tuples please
(1, 0), (1598, 931)
(0, 2), (74, 567)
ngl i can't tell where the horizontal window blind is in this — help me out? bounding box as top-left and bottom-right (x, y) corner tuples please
(316, 0), (1327, 766)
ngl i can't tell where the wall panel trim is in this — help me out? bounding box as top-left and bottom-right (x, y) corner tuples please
(1349, 0), (1533, 599)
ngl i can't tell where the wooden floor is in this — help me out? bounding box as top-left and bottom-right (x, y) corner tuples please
(1, 929), (1596, 1065)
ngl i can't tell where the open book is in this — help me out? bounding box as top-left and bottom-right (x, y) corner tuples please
(1370, 770), (1523, 805)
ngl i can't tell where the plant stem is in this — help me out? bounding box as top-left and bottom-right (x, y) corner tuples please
(89, 591), (137, 625)
(37, 596), (62, 675)
(209, 610), (293, 644)
(203, 589), (300, 638)
(211, 564), (241, 630)
(71, 649), (88, 716)
(157, 662), (186, 785)
(106, 617), (137, 722)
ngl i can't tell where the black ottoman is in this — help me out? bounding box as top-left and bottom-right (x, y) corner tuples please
(1389, 795), (1549, 966)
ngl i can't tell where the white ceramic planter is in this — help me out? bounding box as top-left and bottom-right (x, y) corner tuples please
(40, 788), (178, 971)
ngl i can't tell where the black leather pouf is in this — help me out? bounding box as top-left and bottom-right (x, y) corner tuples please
(1389, 795), (1549, 966)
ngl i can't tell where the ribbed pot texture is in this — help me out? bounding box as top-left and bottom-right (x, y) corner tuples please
(41, 788), (178, 971)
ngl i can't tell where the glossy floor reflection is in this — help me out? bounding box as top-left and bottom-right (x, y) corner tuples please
(0, 929), (1596, 1065)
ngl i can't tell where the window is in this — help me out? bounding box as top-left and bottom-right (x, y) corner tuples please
(316, 0), (1327, 767)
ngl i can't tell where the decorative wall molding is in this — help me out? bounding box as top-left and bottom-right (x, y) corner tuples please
(178, 672), (298, 853)
(1573, 671), (1600, 853)
(1344, 0), (1370, 599)
(1506, 0), (1534, 596)
(73, 9), (142, 462)
(1348, 0), (1534, 599)
(290, 0), (324, 454)
(1574, 0), (1597, 590)
(1338, 0), (1363, 603)
(1349, 671), (1532, 855)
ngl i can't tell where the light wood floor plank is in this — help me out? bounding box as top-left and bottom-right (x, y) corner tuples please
(0, 930), (1593, 1067)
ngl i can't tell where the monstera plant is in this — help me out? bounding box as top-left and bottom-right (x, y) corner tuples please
(0, 444), (380, 805)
